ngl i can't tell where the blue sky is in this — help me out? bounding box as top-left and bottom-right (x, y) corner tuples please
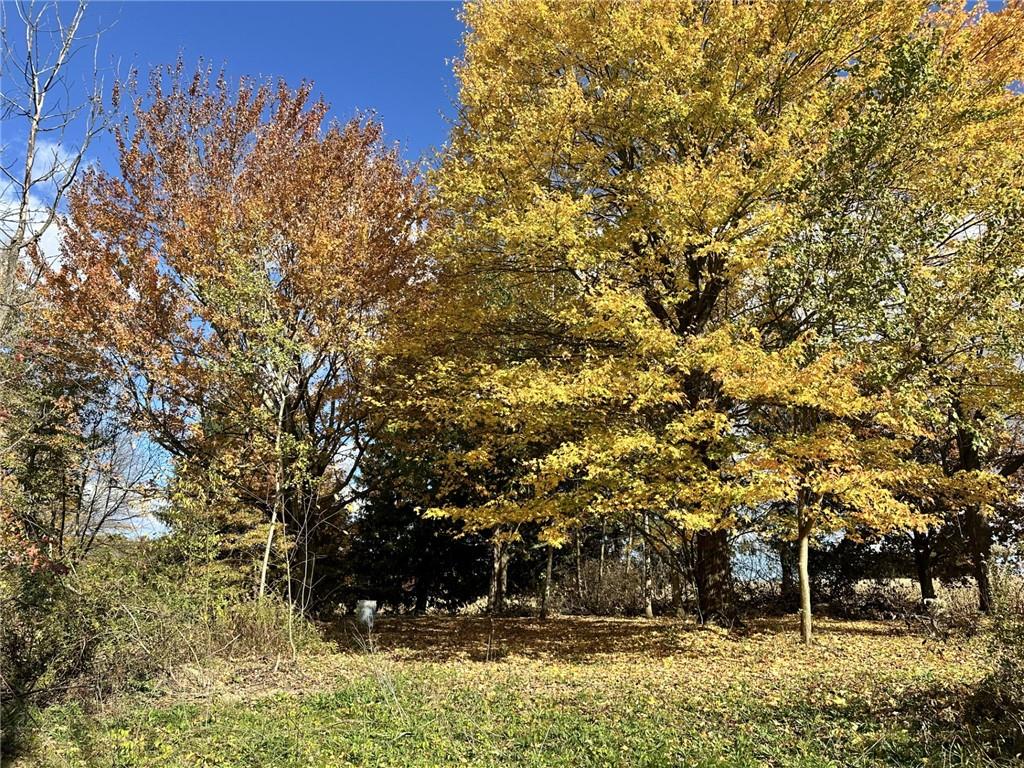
(14, 1), (1011, 174)
(69, 1), (465, 166)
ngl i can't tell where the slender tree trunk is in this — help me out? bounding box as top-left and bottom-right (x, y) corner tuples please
(259, 392), (288, 599)
(680, 532), (697, 615)
(798, 520), (812, 645)
(598, 520), (607, 588)
(488, 538), (505, 614)
(912, 529), (936, 602)
(694, 529), (732, 623)
(494, 545), (506, 614)
(414, 586), (429, 615)
(258, 508), (277, 599)
(540, 545), (554, 619)
(642, 514), (654, 618)
(624, 525), (634, 576)
(777, 539), (798, 610)
(500, 546), (509, 608)
(413, 554), (433, 615)
(287, 491), (315, 612)
(574, 529), (584, 602)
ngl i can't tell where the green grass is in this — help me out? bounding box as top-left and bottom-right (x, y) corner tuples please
(12, 616), (999, 768)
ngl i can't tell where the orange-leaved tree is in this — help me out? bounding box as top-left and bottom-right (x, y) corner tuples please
(44, 64), (426, 607)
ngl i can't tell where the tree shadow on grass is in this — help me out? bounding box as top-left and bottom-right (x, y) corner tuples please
(327, 615), (701, 661)
(326, 614), (913, 663)
(743, 615), (911, 639)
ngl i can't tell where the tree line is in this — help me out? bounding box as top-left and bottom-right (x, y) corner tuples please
(3, 0), (1024, 646)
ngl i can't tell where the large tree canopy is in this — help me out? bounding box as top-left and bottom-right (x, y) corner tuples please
(408, 0), (1024, 638)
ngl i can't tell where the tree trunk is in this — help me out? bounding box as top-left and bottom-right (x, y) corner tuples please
(259, 393), (289, 599)
(777, 539), (798, 610)
(500, 547), (509, 606)
(413, 555), (433, 615)
(641, 514), (654, 618)
(488, 538), (508, 614)
(574, 529), (584, 602)
(540, 545), (554, 619)
(911, 529), (936, 602)
(670, 566), (683, 618)
(598, 520), (607, 588)
(414, 587), (429, 615)
(258, 508), (277, 599)
(694, 529), (732, 623)
(798, 522), (812, 645)
(965, 506), (993, 612)
(624, 525), (634, 576)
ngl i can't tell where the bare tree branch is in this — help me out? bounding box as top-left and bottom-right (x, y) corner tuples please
(0, 0), (106, 337)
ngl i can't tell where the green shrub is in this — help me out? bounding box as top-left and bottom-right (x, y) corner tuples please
(986, 567), (1024, 753)
(964, 562), (1024, 764)
(0, 538), (327, 756)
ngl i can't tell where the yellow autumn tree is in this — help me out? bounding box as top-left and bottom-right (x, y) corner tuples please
(414, 0), (1024, 630)
(757, 3), (1024, 616)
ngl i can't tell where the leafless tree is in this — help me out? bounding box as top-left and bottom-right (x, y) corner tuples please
(62, 418), (165, 557)
(0, 0), (104, 336)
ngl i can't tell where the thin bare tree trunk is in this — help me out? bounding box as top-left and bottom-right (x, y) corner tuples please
(642, 513), (654, 619)
(259, 387), (288, 599)
(258, 508), (277, 599)
(488, 539), (500, 613)
(574, 529), (584, 602)
(500, 547), (508, 606)
(798, 520), (812, 645)
(540, 545), (554, 619)
(624, 525), (634, 576)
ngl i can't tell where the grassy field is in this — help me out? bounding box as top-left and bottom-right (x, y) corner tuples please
(17, 616), (996, 767)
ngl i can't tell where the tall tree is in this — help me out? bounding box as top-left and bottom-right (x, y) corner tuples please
(422, 0), (919, 622)
(422, 0), (1024, 633)
(0, 0), (103, 337)
(44, 65), (425, 606)
(1, 0), (108, 572)
(757, 6), (1024, 612)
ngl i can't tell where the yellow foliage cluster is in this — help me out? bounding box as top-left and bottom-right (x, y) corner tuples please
(404, 0), (1024, 561)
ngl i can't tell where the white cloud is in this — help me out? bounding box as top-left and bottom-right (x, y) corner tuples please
(29, 138), (82, 202)
(0, 189), (64, 267)
(2, 136), (89, 269)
